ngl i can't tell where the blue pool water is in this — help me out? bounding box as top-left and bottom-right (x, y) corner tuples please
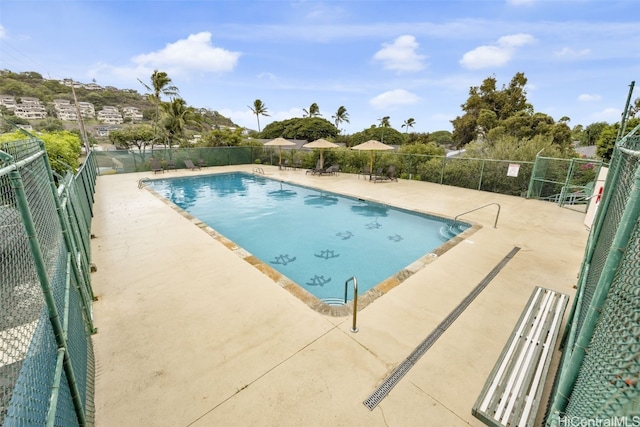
(151, 173), (468, 302)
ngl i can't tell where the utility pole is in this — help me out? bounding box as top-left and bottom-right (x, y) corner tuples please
(70, 79), (92, 154)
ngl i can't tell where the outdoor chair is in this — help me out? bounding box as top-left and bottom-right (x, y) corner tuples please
(358, 165), (371, 180)
(373, 165), (398, 183)
(306, 160), (325, 175)
(149, 158), (164, 174)
(166, 160), (177, 171)
(197, 158), (207, 168)
(323, 164), (340, 176)
(184, 159), (201, 171)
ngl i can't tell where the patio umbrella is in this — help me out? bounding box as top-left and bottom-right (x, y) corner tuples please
(303, 139), (339, 169)
(264, 137), (296, 169)
(351, 139), (394, 177)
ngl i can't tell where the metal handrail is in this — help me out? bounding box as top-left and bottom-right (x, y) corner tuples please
(344, 276), (359, 333)
(454, 203), (501, 228)
(138, 177), (151, 189)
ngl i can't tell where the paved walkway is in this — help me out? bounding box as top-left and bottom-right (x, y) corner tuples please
(91, 165), (589, 426)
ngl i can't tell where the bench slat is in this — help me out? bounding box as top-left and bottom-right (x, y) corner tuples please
(472, 286), (569, 427)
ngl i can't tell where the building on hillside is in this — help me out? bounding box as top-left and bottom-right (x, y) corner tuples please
(97, 106), (123, 124)
(83, 83), (102, 91)
(53, 99), (77, 121)
(14, 97), (46, 120)
(122, 106), (143, 122)
(78, 102), (96, 118)
(0, 95), (17, 111)
(96, 125), (121, 137)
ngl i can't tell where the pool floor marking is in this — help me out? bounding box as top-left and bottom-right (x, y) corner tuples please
(363, 246), (521, 411)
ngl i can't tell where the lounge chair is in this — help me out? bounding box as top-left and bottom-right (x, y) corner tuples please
(293, 158), (302, 170)
(149, 158), (164, 174)
(306, 160), (325, 175)
(184, 159), (201, 171)
(373, 165), (398, 183)
(358, 165), (371, 180)
(166, 159), (177, 171)
(197, 158), (207, 168)
(323, 164), (340, 176)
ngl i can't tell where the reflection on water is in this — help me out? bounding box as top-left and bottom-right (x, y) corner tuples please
(267, 182), (297, 199)
(304, 193), (339, 207)
(350, 203), (389, 217)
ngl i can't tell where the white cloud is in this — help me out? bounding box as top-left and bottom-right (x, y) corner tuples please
(0, 25), (6, 39)
(459, 33), (535, 69)
(497, 33), (535, 48)
(369, 89), (420, 109)
(257, 72), (276, 80)
(88, 32), (241, 87)
(590, 107), (621, 122)
(578, 94), (602, 102)
(373, 35), (427, 73)
(132, 32), (241, 73)
(554, 47), (591, 58)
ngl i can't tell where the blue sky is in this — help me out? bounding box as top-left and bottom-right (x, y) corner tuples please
(1, 0), (638, 134)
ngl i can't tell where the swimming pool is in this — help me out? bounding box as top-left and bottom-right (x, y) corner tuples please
(150, 172), (471, 309)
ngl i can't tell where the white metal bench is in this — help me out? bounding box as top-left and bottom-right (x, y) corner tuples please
(472, 286), (569, 427)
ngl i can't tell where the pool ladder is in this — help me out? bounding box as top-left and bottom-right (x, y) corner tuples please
(454, 203), (501, 228)
(345, 276), (359, 333)
(138, 177), (152, 189)
(253, 167), (265, 175)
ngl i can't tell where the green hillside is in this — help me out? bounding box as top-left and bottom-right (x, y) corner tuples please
(0, 70), (238, 131)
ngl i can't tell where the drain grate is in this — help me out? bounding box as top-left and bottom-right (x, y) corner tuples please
(363, 246), (521, 410)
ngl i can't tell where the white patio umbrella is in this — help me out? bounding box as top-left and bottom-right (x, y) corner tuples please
(303, 139), (339, 169)
(264, 137), (296, 168)
(351, 139), (394, 177)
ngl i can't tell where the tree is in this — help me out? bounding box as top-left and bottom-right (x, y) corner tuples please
(332, 106), (349, 132)
(109, 125), (154, 151)
(350, 124), (403, 146)
(452, 72), (532, 146)
(378, 116), (391, 143)
(596, 117), (640, 161)
(138, 70), (179, 153)
(1, 130), (81, 175)
(401, 118), (415, 134)
(160, 98), (200, 148)
(581, 122), (608, 146)
(261, 117), (337, 141)
(248, 99), (270, 132)
(303, 103), (321, 118)
(201, 127), (244, 147)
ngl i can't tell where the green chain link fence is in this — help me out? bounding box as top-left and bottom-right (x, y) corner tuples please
(1, 123), (97, 426)
(546, 125), (640, 425)
(92, 145), (604, 209)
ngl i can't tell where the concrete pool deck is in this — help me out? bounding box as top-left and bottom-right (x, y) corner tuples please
(90, 165), (589, 426)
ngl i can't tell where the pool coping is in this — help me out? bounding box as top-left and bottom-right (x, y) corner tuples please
(145, 172), (482, 317)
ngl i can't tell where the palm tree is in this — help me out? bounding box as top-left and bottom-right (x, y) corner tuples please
(248, 99), (270, 132)
(160, 98), (200, 150)
(138, 70), (179, 154)
(378, 116), (390, 142)
(332, 106), (350, 132)
(401, 118), (416, 134)
(303, 103), (321, 118)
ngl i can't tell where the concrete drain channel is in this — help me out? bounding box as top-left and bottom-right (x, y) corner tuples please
(363, 246), (521, 410)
